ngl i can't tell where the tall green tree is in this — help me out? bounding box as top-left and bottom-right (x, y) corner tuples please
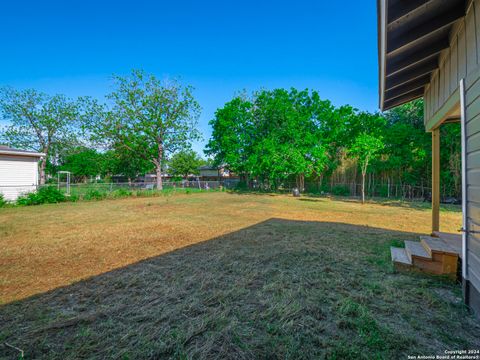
(59, 147), (103, 182)
(168, 150), (204, 178)
(251, 88), (328, 189)
(313, 103), (355, 184)
(87, 70), (201, 190)
(206, 89), (329, 189)
(0, 88), (81, 184)
(108, 146), (153, 183)
(383, 99), (430, 188)
(205, 96), (254, 177)
(384, 99), (461, 197)
(349, 132), (384, 204)
(207, 92), (461, 199)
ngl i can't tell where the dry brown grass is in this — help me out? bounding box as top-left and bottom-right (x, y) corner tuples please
(0, 192), (478, 359)
(0, 192), (462, 304)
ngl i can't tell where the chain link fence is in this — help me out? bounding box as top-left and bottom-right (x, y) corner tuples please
(1, 179), (460, 204)
(0, 180), (241, 202)
(246, 181), (461, 203)
(51, 179), (241, 196)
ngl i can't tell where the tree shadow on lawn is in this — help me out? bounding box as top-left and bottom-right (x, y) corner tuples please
(297, 198), (323, 203)
(227, 190), (462, 212)
(298, 194), (462, 213)
(1, 219), (479, 359)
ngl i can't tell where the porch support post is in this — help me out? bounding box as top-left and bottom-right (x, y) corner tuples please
(432, 127), (440, 234)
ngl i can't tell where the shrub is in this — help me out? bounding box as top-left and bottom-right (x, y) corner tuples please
(111, 188), (132, 198)
(332, 185), (350, 196)
(17, 186), (66, 206)
(68, 194), (80, 202)
(0, 193), (7, 207)
(83, 189), (106, 201)
(134, 189), (152, 197)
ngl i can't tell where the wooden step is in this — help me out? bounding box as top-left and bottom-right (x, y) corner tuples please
(405, 240), (431, 262)
(405, 240), (449, 275)
(432, 231), (462, 258)
(390, 237), (459, 278)
(390, 247), (412, 268)
(420, 236), (459, 257)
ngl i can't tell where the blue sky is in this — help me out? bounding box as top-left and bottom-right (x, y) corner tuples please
(0, 1), (378, 155)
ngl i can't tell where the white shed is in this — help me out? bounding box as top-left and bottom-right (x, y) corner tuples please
(0, 145), (45, 201)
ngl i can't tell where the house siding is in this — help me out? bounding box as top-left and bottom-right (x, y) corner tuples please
(466, 71), (480, 295)
(0, 155), (39, 201)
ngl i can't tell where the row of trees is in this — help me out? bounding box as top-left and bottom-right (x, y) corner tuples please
(1, 74), (461, 200)
(0, 70), (204, 189)
(206, 89), (461, 201)
(51, 147), (207, 183)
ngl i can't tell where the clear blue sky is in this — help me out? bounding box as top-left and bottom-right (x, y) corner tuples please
(0, 0), (379, 155)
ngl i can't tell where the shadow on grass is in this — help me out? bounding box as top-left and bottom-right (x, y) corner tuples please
(335, 196), (463, 213)
(292, 193), (462, 213)
(226, 189), (281, 197)
(0, 219), (478, 359)
(297, 198), (323, 202)
(227, 189), (463, 212)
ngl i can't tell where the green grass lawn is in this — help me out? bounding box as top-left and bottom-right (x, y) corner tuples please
(0, 192), (478, 359)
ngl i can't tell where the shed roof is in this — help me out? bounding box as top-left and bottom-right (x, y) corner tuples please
(378, 0), (466, 111)
(0, 145), (45, 158)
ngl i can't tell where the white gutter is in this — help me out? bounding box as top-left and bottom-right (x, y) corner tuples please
(0, 150), (45, 157)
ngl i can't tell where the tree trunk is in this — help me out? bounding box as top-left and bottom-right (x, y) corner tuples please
(156, 143), (163, 191)
(156, 164), (163, 190)
(361, 171), (366, 204)
(39, 158), (47, 185)
(387, 177), (390, 198)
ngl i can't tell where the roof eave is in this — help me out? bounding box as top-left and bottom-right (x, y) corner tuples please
(378, 0), (467, 111)
(378, 0), (387, 112)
